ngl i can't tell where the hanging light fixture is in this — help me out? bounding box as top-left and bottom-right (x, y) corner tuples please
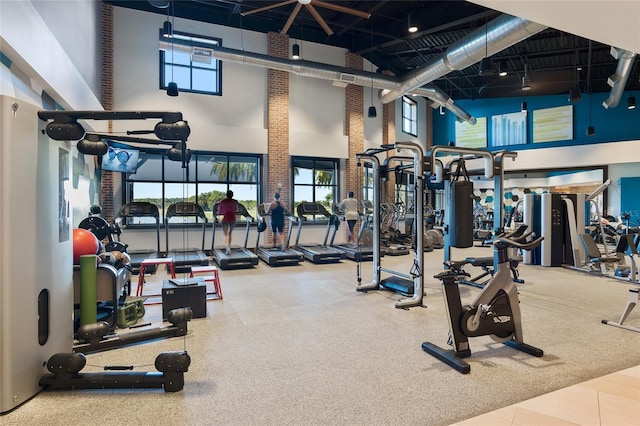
(568, 85), (582, 102)
(292, 43), (300, 60)
(498, 61), (508, 77)
(439, 105), (445, 115)
(367, 79), (377, 117)
(163, 20), (172, 37)
(408, 12), (418, 33)
(521, 101), (528, 112)
(568, 55), (582, 102)
(367, 27), (377, 118)
(586, 41), (595, 136)
(166, 1), (178, 97)
(627, 96), (636, 110)
(586, 91), (595, 135)
(478, 19), (493, 76)
(521, 63), (532, 91)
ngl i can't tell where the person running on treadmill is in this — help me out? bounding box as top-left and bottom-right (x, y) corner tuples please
(266, 193), (286, 250)
(217, 190), (238, 255)
(338, 191), (359, 245)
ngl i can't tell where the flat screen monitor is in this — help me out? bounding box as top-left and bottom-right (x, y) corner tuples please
(101, 146), (139, 174)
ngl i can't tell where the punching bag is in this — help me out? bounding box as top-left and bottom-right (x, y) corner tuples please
(445, 159), (474, 248)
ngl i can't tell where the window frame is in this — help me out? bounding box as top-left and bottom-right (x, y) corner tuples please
(402, 96), (417, 136)
(291, 156), (340, 221)
(124, 151), (262, 227)
(159, 29), (222, 96)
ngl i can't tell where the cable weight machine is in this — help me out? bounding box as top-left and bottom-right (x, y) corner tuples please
(355, 141), (425, 309)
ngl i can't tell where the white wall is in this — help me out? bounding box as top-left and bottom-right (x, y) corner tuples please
(31, 0), (102, 96)
(0, 0), (103, 113)
(112, 7), (269, 153)
(289, 43), (349, 158)
(470, 0), (640, 54)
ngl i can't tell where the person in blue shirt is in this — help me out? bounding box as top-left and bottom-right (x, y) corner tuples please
(266, 193), (286, 250)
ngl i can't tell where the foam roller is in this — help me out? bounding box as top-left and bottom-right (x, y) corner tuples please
(79, 255), (98, 326)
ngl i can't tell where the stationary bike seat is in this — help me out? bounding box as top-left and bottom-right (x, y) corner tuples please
(465, 257), (493, 267)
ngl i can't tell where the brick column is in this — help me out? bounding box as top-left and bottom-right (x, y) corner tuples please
(344, 52), (365, 238)
(345, 52), (364, 197)
(267, 32), (290, 244)
(100, 3), (115, 222)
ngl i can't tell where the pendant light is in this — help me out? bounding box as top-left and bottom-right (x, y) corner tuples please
(478, 19), (493, 76)
(568, 52), (582, 103)
(627, 96), (636, 110)
(586, 41), (595, 136)
(292, 43), (300, 60)
(521, 63), (532, 91)
(498, 61), (508, 77)
(367, 26), (377, 118)
(166, 1), (178, 97)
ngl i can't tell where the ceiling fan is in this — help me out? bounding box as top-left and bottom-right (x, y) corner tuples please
(240, 0), (371, 36)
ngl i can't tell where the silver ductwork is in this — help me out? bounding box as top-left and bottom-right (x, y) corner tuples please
(160, 41), (477, 123)
(602, 48), (636, 109)
(413, 85), (477, 124)
(378, 14), (548, 104)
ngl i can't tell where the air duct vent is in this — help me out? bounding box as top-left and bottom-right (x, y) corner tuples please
(339, 73), (357, 83)
(192, 47), (213, 64)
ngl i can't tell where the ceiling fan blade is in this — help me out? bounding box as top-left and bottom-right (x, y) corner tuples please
(241, 0), (296, 17)
(305, 4), (333, 35)
(281, 2), (303, 35)
(312, 0), (371, 19)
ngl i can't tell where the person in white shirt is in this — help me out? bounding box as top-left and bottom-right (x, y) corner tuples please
(338, 191), (359, 245)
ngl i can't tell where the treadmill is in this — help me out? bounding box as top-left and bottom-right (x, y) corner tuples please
(294, 202), (345, 264)
(329, 203), (376, 262)
(114, 202), (161, 274)
(211, 202), (259, 270)
(165, 202), (210, 273)
(254, 203), (302, 267)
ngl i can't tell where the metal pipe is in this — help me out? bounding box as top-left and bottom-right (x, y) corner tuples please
(378, 268), (412, 280)
(602, 48), (636, 109)
(355, 153), (381, 292)
(428, 146), (495, 182)
(393, 141), (425, 309)
(163, 42), (478, 124)
(379, 14), (547, 104)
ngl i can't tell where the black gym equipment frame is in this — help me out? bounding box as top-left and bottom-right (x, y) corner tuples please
(73, 307), (192, 354)
(293, 202), (345, 264)
(39, 350), (191, 393)
(114, 202), (163, 274)
(37, 110), (192, 176)
(165, 202), (210, 273)
(255, 203), (302, 267)
(211, 202), (260, 270)
(422, 233), (544, 374)
(329, 204), (375, 262)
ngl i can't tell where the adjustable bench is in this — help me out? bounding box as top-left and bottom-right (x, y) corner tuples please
(578, 233), (621, 274)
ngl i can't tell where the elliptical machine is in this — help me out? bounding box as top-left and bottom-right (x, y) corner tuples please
(422, 229), (544, 374)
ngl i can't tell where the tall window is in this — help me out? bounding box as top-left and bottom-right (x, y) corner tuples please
(362, 164), (375, 203)
(126, 152), (261, 224)
(291, 157), (339, 217)
(395, 171), (414, 208)
(159, 30), (222, 96)
(402, 96), (417, 136)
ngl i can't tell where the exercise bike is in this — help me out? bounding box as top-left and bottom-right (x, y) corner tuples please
(422, 229), (544, 374)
